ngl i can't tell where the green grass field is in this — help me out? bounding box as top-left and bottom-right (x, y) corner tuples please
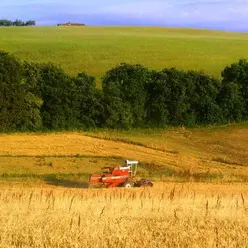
(1, 26), (248, 80)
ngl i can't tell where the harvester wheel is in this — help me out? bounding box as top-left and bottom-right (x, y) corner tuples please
(122, 181), (134, 188)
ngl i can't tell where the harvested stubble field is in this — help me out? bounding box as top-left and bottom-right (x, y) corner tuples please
(1, 124), (248, 184)
(0, 184), (248, 248)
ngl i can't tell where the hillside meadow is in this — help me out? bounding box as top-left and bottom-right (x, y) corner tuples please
(1, 26), (248, 80)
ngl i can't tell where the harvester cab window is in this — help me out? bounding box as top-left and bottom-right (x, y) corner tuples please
(125, 160), (138, 176)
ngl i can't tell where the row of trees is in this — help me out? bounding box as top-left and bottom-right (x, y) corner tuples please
(0, 19), (35, 26)
(0, 51), (248, 131)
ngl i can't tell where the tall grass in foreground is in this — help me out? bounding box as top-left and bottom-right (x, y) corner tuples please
(0, 185), (248, 247)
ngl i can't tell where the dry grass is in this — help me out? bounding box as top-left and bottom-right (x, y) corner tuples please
(0, 156), (120, 176)
(86, 124), (248, 165)
(0, 183), (248, 248)
(0, 133), (175, 166)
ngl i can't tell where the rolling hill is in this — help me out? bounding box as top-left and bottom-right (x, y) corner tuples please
(1, 26), (248, 80)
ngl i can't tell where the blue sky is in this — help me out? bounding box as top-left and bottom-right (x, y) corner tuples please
(0, 0), (248, 31)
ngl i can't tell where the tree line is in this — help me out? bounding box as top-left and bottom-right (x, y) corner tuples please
(0, 50), (248, 131)
(0, 19), (35, 26)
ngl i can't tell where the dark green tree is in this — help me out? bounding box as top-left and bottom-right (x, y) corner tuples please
(186, 71), (222, 125)
(146, 69), (222, 127)
(25, 20), (36, 26)
(217, 82), (245, 122)
(102, 81), (133, 129)
(0, 51), (42, 131)
(13, 19), (25, 26)
(102, 63), (150, 128)
(161, 68), (189, 125)
(71, 73), (104, 128)
(145, 70), (171, 127)
(222, 59), (248, 117)
(36, 63), (77, 130)
(0, 19), (13, 26)
(146, 68), (192, 126)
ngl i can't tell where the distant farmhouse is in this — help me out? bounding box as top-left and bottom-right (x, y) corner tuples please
(57, 22), (85, 27)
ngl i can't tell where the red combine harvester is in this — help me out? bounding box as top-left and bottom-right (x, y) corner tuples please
(89, 160), (153, 188)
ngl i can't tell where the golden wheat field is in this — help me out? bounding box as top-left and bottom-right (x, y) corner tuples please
(1, 126), (248, 247)
(0, 184), (248, 248)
